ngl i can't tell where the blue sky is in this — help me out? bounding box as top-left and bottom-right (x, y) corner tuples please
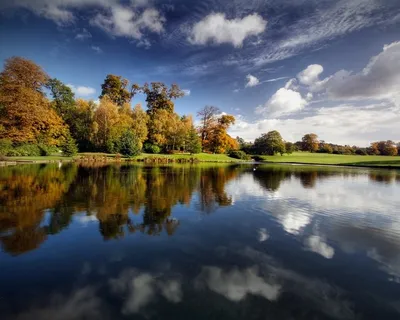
(0, 0), (399, 146)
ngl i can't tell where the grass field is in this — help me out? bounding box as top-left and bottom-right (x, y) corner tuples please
(258, 152), (400, 167)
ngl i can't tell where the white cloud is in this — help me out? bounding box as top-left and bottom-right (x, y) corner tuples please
(322, 41), (400, 103)
(195, 266), (281, 302)
(136, 38), (151, 49)
(90, 6), (165, 40)
(75, 28), (92, 41)
(189, 13), (267, 48)
(91, 46), (103, 54)
(297, 64), (324, 86)
(305, 235), (335, 259)
(182, 89), (191, 96)
(67, 84), (96, 97)
(245, 74), (260, 88)
(257, 87), (308, 118)
(6, 1), (165, 39)
(230, 103), (400, 146)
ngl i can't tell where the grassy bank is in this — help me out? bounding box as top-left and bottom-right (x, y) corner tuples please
(2, 152), (245, 164)
(258, 152), (400, 168)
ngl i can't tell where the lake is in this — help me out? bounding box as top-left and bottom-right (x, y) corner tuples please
(1, 163), (400, 320)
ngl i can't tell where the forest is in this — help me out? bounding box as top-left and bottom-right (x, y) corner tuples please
(0, 56), (398, 159)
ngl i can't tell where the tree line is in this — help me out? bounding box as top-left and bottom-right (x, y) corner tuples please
(237, 132), (400, 156)
(0, 57), (238, 157)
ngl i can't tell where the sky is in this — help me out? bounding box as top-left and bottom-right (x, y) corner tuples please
(0, 0), (399, 146)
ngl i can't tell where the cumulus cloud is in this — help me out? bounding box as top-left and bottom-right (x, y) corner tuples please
(189, 13), (267, 47)
(256, 87), (308, 118)
(75, 28), (92, 41)
(297, 64), (324, 86)
(67, 84), (96, 97)
(195, 266), (281, 302)
(245, 74), (260, 87)
(322, 41), (400, 103)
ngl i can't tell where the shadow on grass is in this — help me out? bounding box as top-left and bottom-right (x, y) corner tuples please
(345, 160), (400, 168)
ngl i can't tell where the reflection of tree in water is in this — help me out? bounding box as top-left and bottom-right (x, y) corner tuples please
(252, 166), (292, 192)
(0, 164), (77, 255)
(197, 166), (239, 213)
(369, 171), (397, 184)
(0, 164), (240, 253)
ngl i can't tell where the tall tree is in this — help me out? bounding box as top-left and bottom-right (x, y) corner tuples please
(130, 104), (149, 149)
(302, 133), (319, 152)
(132, 82), (184, 116)
(207, 114), (237, 153)
(0, 57), (68, 146)
(197, 105), (220, 149)
(99, 74), (131, 107)
(47, 78), (76, 125)
(254, 131), (285, 155)
(72, 99), (97, 151)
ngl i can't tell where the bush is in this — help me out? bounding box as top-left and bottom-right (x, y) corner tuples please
(228, 150), (251, 160)
(11, 144), (41, 156)
(355, 148), (368, 155)
(62, 136), (78, 156)
(38, 143), (58, 156)
(119, 131), (141, 157)
(0, 139), (13, 156)
(144, 143), (161, 154)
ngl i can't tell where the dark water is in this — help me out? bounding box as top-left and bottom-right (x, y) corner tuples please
(1, 163), (400, 320)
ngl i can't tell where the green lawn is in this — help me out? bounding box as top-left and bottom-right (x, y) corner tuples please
(258, 152), (400, 167)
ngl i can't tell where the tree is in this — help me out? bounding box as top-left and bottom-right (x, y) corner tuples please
(197, 105), (220, 149)
(133, 82), (184, 116)
(47, 78), (75, 122)
(0, 57), (68, 146)
(72, 99), (97, 151)
(371, 140), (398, 156)
(119, 130), (141, 157)
(398, 142), (400, 156)
(207, 115), (238, 153)
(62, 134), (78, 156)
(186, 126), (202, 154)
(285, 142), (294, 154)
(99, 74), (131, 107)
(130, 104), (149, 148)
(302, 133), (319, 152)
(254, 131), (285, 155)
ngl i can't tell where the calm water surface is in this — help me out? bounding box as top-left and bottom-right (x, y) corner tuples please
(1, 163), (400, 319)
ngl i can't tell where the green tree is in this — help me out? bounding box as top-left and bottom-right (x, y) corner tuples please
(302, 133), (319, 152)
(254, 131), (285, 155)
(119, 130), (141, 157)
(47, 78), (75, 122)
(99, 74), (131, 107)
(187, 126), (202, 154)
(62, 134), (78, 156)
(285, 142), (294, 154)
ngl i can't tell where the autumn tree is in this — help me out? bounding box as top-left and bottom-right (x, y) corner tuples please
(0, 57), (68, 146)
(302, 133), (319, 152)
(99, 74), (131, 107)
(370, 140), (398, 156)
(254, 131), (285, 155)
(197, 105), (220, 149)
(207, 115), (238, 153)
(71, 99), (97, 151)
(130, 104), (149, 149)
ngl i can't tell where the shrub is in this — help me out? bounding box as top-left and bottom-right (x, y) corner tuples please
(38, 143), (58, 156)
(119, 131), (141, 157)
(355, 148), (368, 155)
(144, 143), (161, 154)
(0, 139), (13, 156)
(12, 144), (41, 156)
(228, 150), (251, 160)
(62, 136), (78, 156)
